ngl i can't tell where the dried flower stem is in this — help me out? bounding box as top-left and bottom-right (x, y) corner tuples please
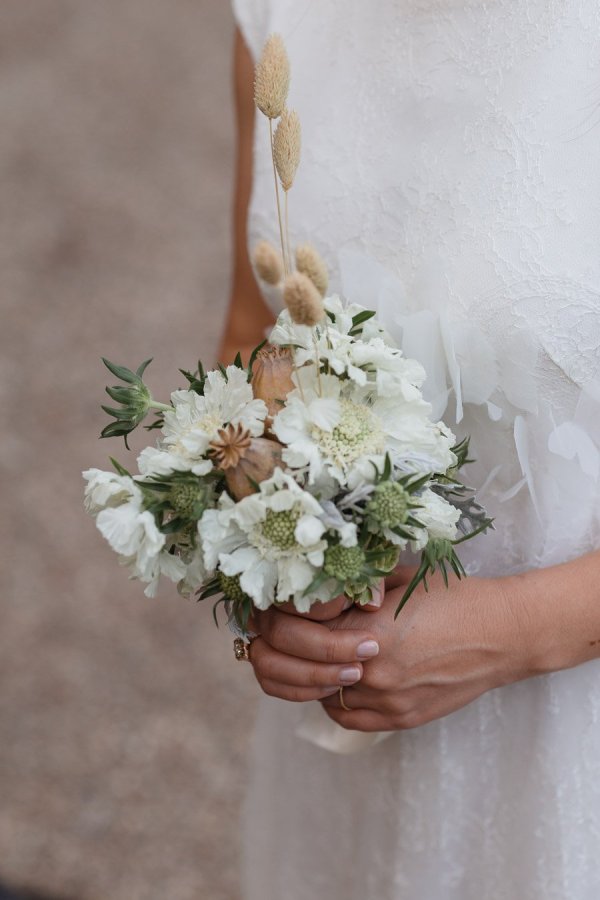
(284, 192), (292, 277)
(313, 331), (323, 397)
(269, 119), (289, 276)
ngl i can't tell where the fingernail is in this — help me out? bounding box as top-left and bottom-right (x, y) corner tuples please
(342, 597), (353, 610)
(356, 640), (379, 659)
(322, 686), (340, 696)
(339, 666), (361, 685)
(367, 585), (384, 608)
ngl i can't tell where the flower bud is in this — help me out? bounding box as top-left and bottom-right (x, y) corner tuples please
(295, 244), (328, 296)
(283, 272), (324, 326)
(254, 34), (290, 119)
(254, 241), (284, 285)
(209, 424), (284, 500)
(250, 343), (295, 428)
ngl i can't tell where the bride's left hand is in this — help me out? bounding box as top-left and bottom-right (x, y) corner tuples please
(251, 568), (549, 732)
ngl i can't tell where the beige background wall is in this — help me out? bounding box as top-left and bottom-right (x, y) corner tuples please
(0, 3), (256, 898)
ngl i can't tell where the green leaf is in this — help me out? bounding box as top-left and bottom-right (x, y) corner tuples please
(351, 309), (377, 328)
(136, 358), (153, 378)
(233, 351), (243, 369)
(109, 457), (131, 477)
(302, 570), (330, 597)
(101, 358), (138, 384)
(160, 517), (186, 535)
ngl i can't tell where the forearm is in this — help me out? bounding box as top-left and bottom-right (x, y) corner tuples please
(509, 549), (600, 675)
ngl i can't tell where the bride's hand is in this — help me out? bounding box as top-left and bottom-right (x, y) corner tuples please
(249, 568), (546, 731)
(320, 568), (543, 731)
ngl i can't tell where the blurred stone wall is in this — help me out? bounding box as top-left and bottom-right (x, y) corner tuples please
(0, 3), (258, 898)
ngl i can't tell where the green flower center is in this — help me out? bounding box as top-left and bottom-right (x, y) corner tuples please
(217, 571), (249, 603)
(170, 482), (208, 517)
(324, 544), (366, 582)
(366, 481), (411, 529)
(313, 400), (385, 469)
(261, 507), (301, 551)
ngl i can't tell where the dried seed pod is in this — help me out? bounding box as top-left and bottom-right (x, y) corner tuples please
(253, 240), (284, 285)
(295, 243), (328, 296)
(273, 108), (301, 191)
(283, 272), (324, 327)
(209, 424), (284, 500)
(250, 343), (295, 428)
(254, 34), (290, 119)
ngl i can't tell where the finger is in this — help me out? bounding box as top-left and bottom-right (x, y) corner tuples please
(250, 637), (364, 688)
(355, 580), (385, 612)
(321, 704), (396, 732)
(259, 679), (341, 703)
(275, 594), (351, 621)
(254, 609), (380, 663)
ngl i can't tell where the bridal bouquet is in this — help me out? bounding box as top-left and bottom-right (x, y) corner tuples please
(83, 35), (491, 628)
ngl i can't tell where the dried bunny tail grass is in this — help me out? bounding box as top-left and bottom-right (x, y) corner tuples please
(253, 240), (284, 285)
(283, 272), (324, 326)
(295, 244), (328, 296)
(273, 108), (301, 191)
(254, 34), (290, 119)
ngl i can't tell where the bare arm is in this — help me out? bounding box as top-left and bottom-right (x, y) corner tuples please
(219, 28), (275, 365)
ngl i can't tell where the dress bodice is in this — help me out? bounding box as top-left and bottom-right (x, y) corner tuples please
(234, 0), (600, 577)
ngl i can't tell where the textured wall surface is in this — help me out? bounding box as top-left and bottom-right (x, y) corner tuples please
(0, 3), (258, 898)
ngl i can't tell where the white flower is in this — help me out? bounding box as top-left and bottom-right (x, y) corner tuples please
(137, 366), (268, 478)
(198, 468), (334, 612)
(83, 468), (137, 516)
(272, 364), (456, 487)
(84, 468), (185, 596)
(411, 488), (461, 551)
(177, 546), (209, 598)
(137, 548), (187, 598)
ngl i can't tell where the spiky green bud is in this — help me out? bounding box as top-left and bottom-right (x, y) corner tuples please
(366, 481), (411, 529)
(324, 544), (366, 582)
(170, 482), (210, 518)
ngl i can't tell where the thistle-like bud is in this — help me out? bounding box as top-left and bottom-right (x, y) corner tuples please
(366, 481), (412, 529)
(323, 544), (366, 582)
(273, 108), (301, 191)
(283, 272), (324, 326)
(254, 34), (290, 119)
(100, 357), (166, 447)
(295, 243), (328, 296)
(209, 424), (284, 500)
(253, 240), (284, 285)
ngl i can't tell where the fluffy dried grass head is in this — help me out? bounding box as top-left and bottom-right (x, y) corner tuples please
(295, 244), (328, 296)
(254, 34), (290, 119)
(253, 240), (284, 285)
(283, 272), (324, 326)
(273, 108), (301, 191)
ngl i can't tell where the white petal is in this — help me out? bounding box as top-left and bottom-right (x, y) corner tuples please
(294, 514), (326, 547)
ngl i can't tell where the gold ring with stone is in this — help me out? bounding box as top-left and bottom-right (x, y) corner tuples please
(339, 685), (351, 710)
(233, 637), (254, 661)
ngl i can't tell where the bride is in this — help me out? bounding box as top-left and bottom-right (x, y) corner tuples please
(221, 2), (600, 898)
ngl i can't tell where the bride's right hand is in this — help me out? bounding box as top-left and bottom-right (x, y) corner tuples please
(247, 598), (381, 703)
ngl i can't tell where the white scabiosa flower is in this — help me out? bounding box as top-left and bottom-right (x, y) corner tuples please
(137, 366), (268, 478)
(410, 488), (461, 551)
(84, 470), (183, 595)
(83, 468), (137, 516)
(198, 468), (333, 612)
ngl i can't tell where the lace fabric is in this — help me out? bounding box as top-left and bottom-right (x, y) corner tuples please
(232, 1), (600, 896)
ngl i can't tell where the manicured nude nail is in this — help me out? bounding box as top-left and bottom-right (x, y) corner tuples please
(322, 686), (340, 696)
(339, 666), (361, 685)
(356, 640), (379, 659)
(342, 597), (353, 610)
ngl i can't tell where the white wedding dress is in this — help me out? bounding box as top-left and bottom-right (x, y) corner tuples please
(232, 1), (600, 897)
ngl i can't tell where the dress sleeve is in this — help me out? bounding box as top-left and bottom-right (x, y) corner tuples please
(231, 0), (269, 61)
